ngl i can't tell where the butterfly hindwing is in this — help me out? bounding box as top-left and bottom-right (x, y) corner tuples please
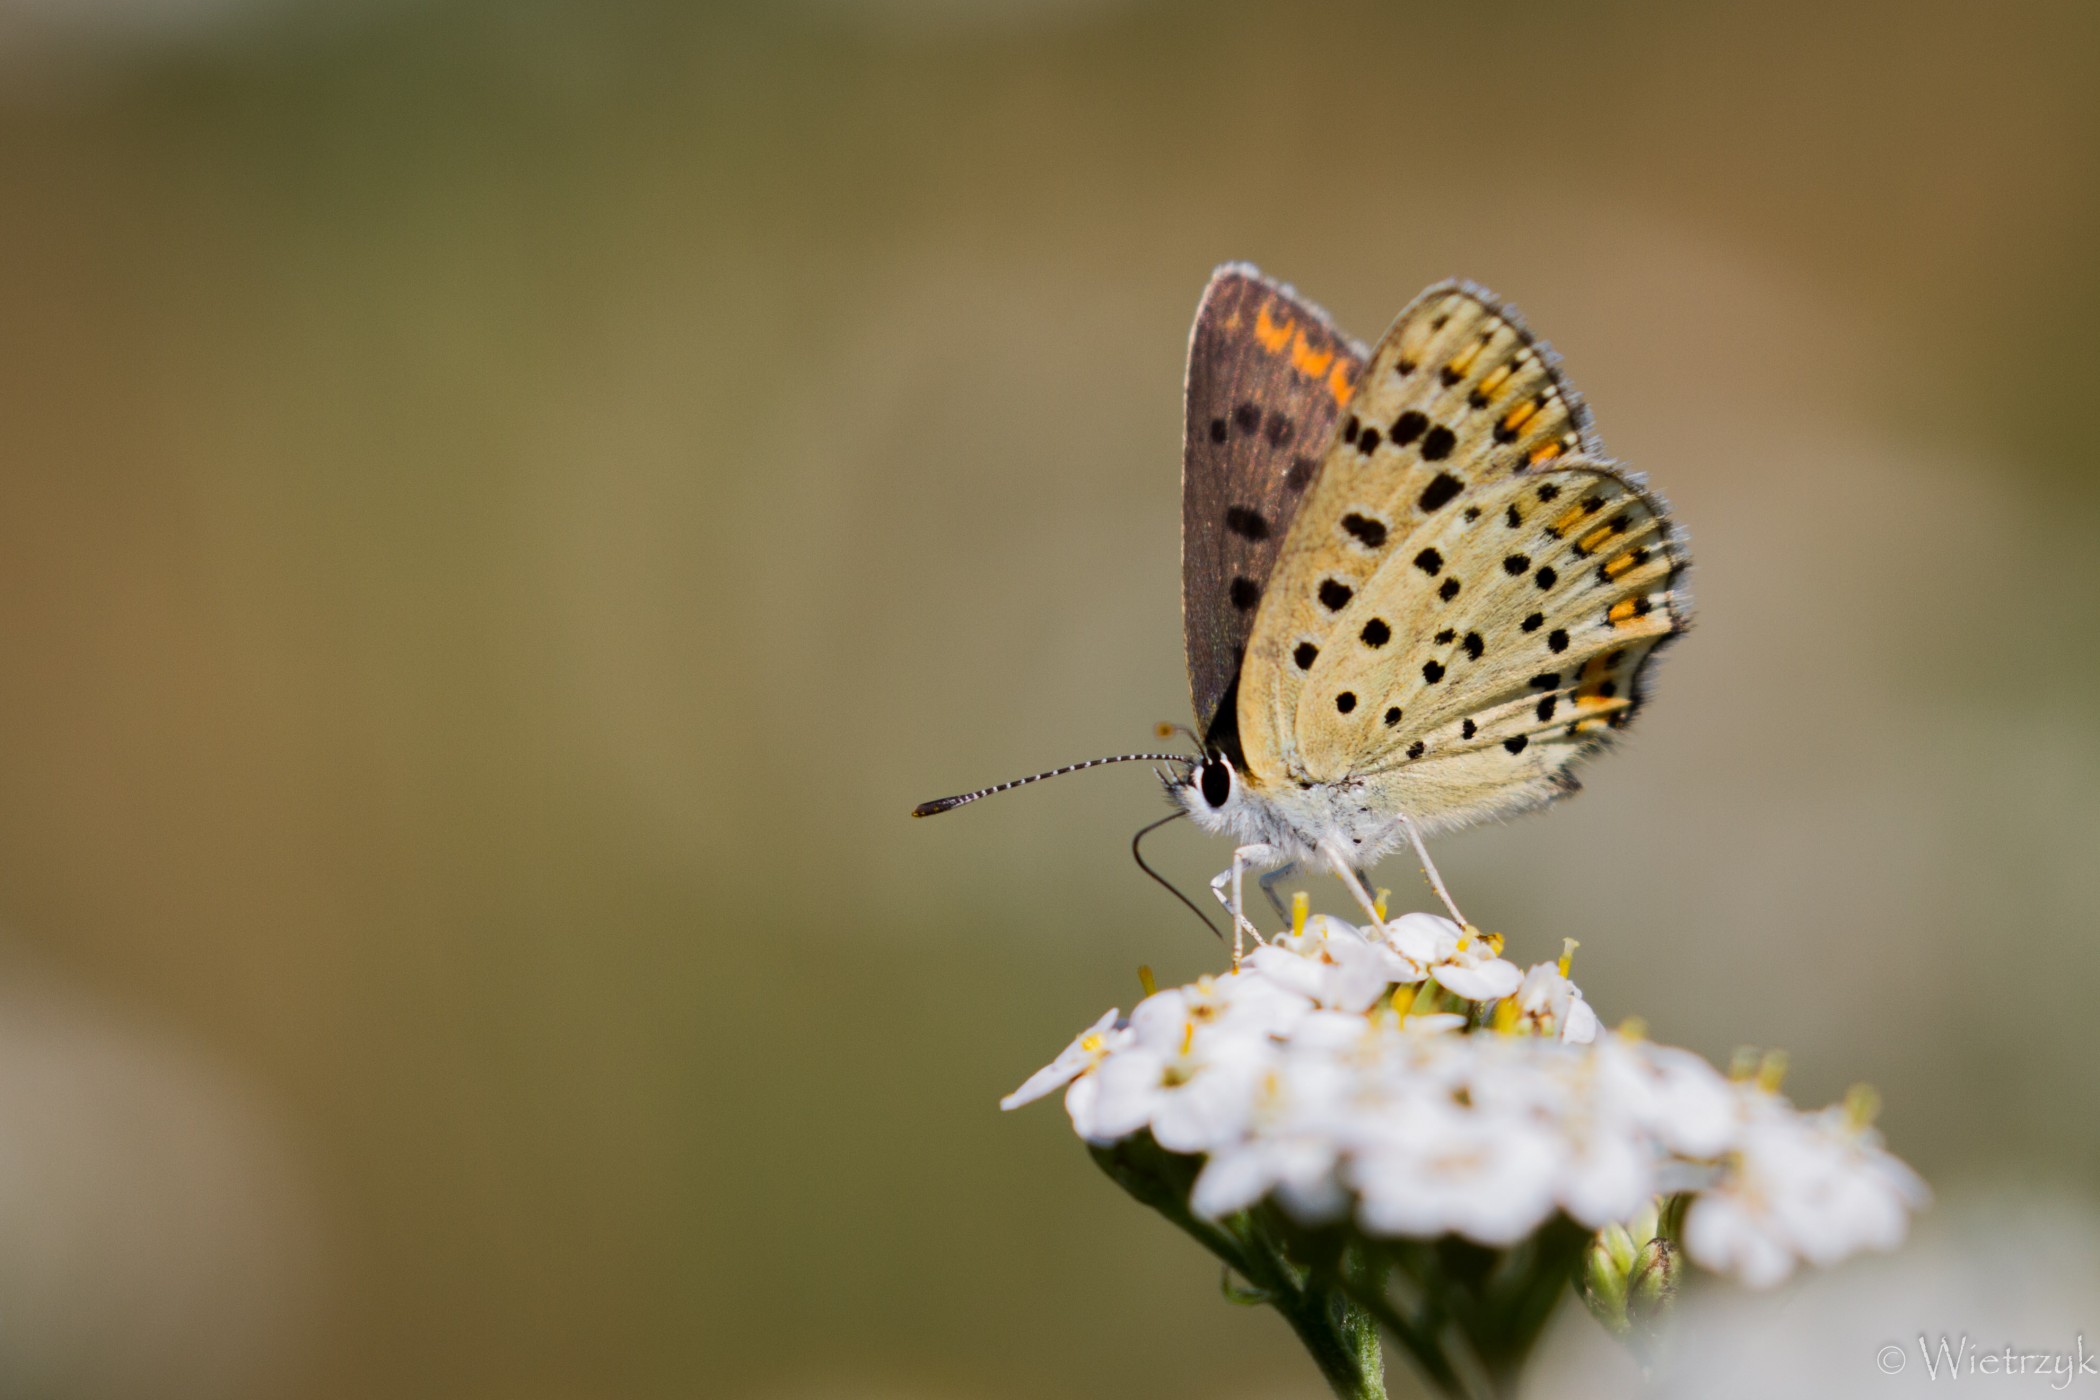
(1182, 265), (1367, 763)
(1239, 281), (1603, 783)
(1286, 463), (1686, 832)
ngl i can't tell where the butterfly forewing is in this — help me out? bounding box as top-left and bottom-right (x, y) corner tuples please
(1292, 462), (1684, 796)
(1239, 281), (1604, 783)
(1182, 265), (1367, 763)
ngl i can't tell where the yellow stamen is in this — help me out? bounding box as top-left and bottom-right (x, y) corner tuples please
(1491, 998), (1523, 1035)
(1374, 888), (1390, 921)
(1137, 964), (1157, 998)
(1483, 932), (1505, 956)
(1729, 1046), (1760, 1082)
(1180, 1021), (1196, 1056)
(1617, 1016), (1648, 1041)
(1390, 985), (1417, 1019)
(1757, 1049), (1789, 1094)
(1291, 890), (1309, 938)
(1080, 1033), (1104, 1054)
(1559, 937), (1580, 978)
(1844, 1083), (1882, 1131)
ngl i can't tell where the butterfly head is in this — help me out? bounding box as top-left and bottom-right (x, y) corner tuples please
(1170, 749), (1269, 842)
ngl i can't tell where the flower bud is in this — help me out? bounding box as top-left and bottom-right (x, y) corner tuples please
(1626, 1235), (1680, 1330)
(1581, 1228), (1632, 1335)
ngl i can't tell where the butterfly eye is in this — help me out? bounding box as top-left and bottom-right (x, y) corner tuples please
(1199, 758), (1233, 808)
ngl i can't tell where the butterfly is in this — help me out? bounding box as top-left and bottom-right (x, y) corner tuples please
(916, 266), (1689, 951)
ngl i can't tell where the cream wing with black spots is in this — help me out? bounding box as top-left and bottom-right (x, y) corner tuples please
(1284, 464), (1684, 831)
(1239, 280), (1611, 788)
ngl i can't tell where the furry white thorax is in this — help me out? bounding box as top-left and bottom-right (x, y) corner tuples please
(1169, 756), (1414, 873)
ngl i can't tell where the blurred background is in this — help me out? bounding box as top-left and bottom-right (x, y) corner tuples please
(0, 0), (2096, 1396)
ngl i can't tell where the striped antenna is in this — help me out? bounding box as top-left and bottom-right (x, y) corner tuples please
(912, 753), (1192, 817)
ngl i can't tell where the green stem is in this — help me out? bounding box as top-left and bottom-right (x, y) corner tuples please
(1090, 1138), (1387, 1400)
(1265, 1281), (1385, 1400)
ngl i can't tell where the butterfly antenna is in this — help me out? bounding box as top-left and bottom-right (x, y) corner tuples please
(1131, 810), (1221, 941)
(911, 752), (1194, 817)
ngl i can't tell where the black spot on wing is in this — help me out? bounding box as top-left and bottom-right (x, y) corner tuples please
(1264, 412), (1294, 446)
(1462, 631), (1484, 660)
(1208, 417), (1227, 444)
(1421, 426), (1457, 461)
(1335, 692), (1357, 713)
(1341, 513), (1388, 548)
(1422, 660), (1445, 684)
(1294, 642), (1319, 670)
(1284, 456), (1316, 491)
(1413, 548), (1443, 575)
(1360, 618), (1391, 648)
(1230, 577), (1261, 610)
(1504, 735), (1529, 754)
(1438, 577), (1460, 602)
(1390, 411), (1427, 446)
(1418, 473), (1464, 512)
(1318, 578), (1354, 611)
(1226, 506), (1269, 540)
(1233, 402), (1261, 435)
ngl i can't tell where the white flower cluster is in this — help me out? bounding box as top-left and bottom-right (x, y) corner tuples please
(1005, 913), (1925, 1289)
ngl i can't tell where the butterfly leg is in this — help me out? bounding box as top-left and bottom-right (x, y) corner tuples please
(1256, 863), (1298, 931)
(1397, 812), (1470, 928)
(1208, 844), (1280, 963)
(1320, 843), (1393, 930)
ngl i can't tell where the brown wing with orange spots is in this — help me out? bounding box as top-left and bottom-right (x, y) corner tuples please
(1284, 463), (1687, 830)
(1238, 281), (1603, 785)
(1182, 265), (1366, 766)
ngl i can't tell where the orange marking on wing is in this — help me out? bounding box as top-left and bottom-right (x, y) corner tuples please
(1577, 522), (1617, 555)
(1474, 363), (1514, 402)
(1607, 597), (1638, 627)
(1528, 441), (1564, 466)
(1329, 360), (1356, 407)
(1254, 305), (1294, 353)
(1445, 338), (1487, 381)
(1604, 552), (1641, 581)
(1501, 400), (1539, 435)
(1289, 332), (1335, 379)
(1550, 503), (1587, 537)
